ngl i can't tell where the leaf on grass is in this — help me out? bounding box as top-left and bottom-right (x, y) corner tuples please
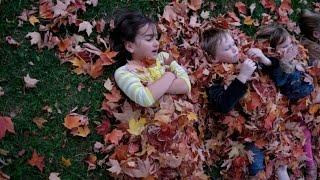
(0, 116), (15, 140)
(24, 74), (39, 88)
(70, 57), (87, 75)
(61, 156), (71, 167)
(29, 15), (40, 26)
(70, 126), (90, 137)
(127, 118), (146, 136)
(63, 113), (88, 129)
(5, 36), (20, 47)
(85, 154), (97, 170)
(96, 120), (111, 135)
(78, 21), (93, 36)
(49, 172), (61, 180)
(243, 16), (254, 26)
(32, 117), (47, 129)
(28, 150), (45, 172)
(25, 32), (42, 48)
(104, 78), (113, 91)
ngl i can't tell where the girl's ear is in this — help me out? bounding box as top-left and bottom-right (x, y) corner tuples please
(124, 41), (135, 53)
(313, 31), (320, 39)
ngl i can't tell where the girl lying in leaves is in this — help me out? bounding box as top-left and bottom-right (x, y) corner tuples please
(110, 9), (191, 107)
(200, 28), (266, 178)
(299, 9), (320, 67)
(248, 25), (319, 179)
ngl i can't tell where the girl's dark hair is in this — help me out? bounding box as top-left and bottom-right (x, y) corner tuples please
(110, 9), (155, 65)
(256, 25), (290, 48)
(299, 9), (320, 41)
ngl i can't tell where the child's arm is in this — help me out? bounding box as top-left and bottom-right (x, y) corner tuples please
(115, 68), (175, 107)
(248, 48), (314, 100)
(208, 59), (256, 113)
(166, 61), (191, 94)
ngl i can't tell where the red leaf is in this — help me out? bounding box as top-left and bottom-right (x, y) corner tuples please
(260, 0), (276, 12)
(264, 112), (276, 129)
(96, 120), (111, 135)
(39, 0), (54, 19)
(104, 129), (125, 145)
(28, 150), (45, 172)
(100, 51), (117, 66)
(235, 2), (247, 15)
(104, 87), (122, 103)
(0, 116), (15, 140)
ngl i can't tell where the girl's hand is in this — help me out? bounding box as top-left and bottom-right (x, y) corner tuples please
(247, 48), (271, 65)
(237, 59), (257, 83)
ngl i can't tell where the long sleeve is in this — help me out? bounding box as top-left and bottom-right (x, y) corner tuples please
(114, 67), (156, 107)
(157, 52), (191, 92)
(207, 78), (247, 113)
(262, 57), (314, 101)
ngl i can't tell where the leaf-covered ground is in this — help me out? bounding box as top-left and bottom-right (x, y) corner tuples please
(0, 0), (319, 179)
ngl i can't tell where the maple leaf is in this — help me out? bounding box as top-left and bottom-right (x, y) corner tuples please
(78, 21), (93, 36)
(122, 158), (152, 178)
(96, 120), (111, 135)
(85, 154), (97, 170)
(88, 60), (104, 78)
(260, 0), (276, 12)
(127, 118), (146, 136)
(63, 113), (88, 129)
(70, 57), (87, 75)
(39, 0), (54, 19)
(61, 156), (71, 167)
(104, 78), (113, 91)
(24, 74), (39, 88)
(104, 87), (121, 103)
(107, 159), (121, 175)
(52, 0), (68, 18)
(100, 51), (117, 66)
(235, 2), (247, 15)
(162, 5), (177, 23)
(243, 16), (254, 26)
(0, 116), (15, 140)
(49, 172), (61, 180)
(25, 32), (42, 48)
(188, 0), (203, 11)
(113, 101), (140, 122)
(71, 126), (90, 137)
(32, 117), (47, 129)
(58, 37), (73, 52)
(104, 129), (125, 145)
(29, 15), (39, 26)
(28, 150), (45, 172)
(5, 36), (20, 47)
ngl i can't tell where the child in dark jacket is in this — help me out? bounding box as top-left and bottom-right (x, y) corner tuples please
(248, 25), (318, 180)
(200, 28), (264, 177)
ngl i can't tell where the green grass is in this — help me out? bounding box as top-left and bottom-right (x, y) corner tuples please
(0, 0), (315, 179)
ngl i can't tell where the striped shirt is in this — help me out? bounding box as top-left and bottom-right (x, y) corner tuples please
(114, 52), (191, 107)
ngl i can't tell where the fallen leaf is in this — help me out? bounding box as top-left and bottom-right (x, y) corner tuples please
(49, 172), (61, 180)
(52, 0), (68, 18)
(78, 21), (93, 36)
(244, 16), (254, 25)
(70, 57), (87, 75)
(70, 126), (90, 137)
(0, 171), (10, 180)
(32, 117), (47, 129)
(58, 37), (73, 52)
(104, 129), (125, 145)
(107, 159), (121, 175)
(63, 113), (88, 129)
(24, 74), (39, 88)
(127, 118), (147, 136)
(0, 148), (9, 156)
(29, 15), (39, 25)
(0, 116), (15, 140)
(104, 78), (113, 91)
(188, 0), (203, 11)
(85, 154), (97, 170)
(104, 87), (121, 102)
(28, 150), (45, 172)
(5, 36), (20, 47)
(96, 120), (111, 135)
(187, 112), (197, 121)
(200, 11), (210, 19)
(235, 2), (247, 14)
(25, 32), (42, 48)
(100, 51), (117, 65)
(61, 156), (71, 167)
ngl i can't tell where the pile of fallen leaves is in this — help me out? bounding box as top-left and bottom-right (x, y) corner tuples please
(2, 0), (320, 179)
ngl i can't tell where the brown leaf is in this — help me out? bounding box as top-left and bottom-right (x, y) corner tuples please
(188, 0), (203, 11)
(100, 51), (117, 66)
(0, 116), (15, 140)
(32, 117), (47, 129)
(28, 15), (40, 26)
(85, 154), (97, 170)
(39, 0), (54, 19)
(104, 129), (125, 145)
(28, 150), (45, 172)
(61, 156), (71, 167)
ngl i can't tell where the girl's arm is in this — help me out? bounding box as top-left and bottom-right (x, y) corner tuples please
(166, 61), (191, 94)
(115, 68), (175, 107)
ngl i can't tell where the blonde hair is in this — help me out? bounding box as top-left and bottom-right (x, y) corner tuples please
(200, 28), (229, 57)
(256, 25), (290, 48)
(300, 9), (320, 41)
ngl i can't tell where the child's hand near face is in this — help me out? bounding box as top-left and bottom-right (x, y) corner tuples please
(237, 59), (257, 83)
(247, 48), (271, 66)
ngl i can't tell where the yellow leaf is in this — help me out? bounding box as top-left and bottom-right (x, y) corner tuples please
(70, 57), (87, 75)
(127, 118), (146, 136)
(71, 126), (90, 137)
(243, 16), (254, 26)
(29, 15), (39, 26)
(187, 112), (197, 121)
(61, 156), (71, 167)
(32, 117), (47, 129)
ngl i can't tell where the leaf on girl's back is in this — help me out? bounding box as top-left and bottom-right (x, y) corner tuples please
(28, 151), (45, 172)
(24, 74), (39, 88)
(0, 116), (15, 140)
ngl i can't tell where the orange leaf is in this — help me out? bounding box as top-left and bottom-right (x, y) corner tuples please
(243, 16), (254, 26)
(70, 57), (87, 75)
(70, 126), (90, 137)
(309, 104), (320, 114)
(104, 129), (125, 145)
(63, 113), (88, 129)
(0, 116), (15, 140)
(89, 59), (104, 78)
(61, 156), (71, 167)
(39, 0), (54, 19)
(58, 37), (73, 52)
(235, 2), (247, 14)
(28, 151), (45, 172)
(85, 154), (97, 170)
(188, 0), (203, 11)
(100, 51), (117, 66)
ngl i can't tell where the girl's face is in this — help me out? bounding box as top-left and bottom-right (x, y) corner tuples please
(276, 36), (298, 61)
(126, 23), (159, 61)
(215, 33), (239, 64)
